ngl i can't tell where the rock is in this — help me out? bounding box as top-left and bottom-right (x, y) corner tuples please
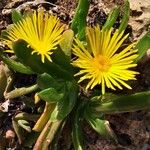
(128, 0), (150, 40)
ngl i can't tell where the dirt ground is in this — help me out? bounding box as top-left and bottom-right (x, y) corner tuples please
(0, 0), (150, 150)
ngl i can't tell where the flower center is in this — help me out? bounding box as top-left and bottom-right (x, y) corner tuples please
(92, 55), (111, 72)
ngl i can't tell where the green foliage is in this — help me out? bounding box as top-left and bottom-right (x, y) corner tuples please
(50, 80), (78, 121)
(38, 87), (65, 103)
(87, 117), (117, 142)
(72, 103), (84, 150)
(13, 39), (74, 80)
(135, 32), (150, 62)
(11, 10), (23, 23)
(18, 120), (31, 132)
(84, 101), (118, 142)
(50, 121), (66, 150)
(60, 29), (74, 58)
(118, 0), (130, 33)
(0, 51), (34, 74)
(51, 45), (74, 74)
(103, 6), (120, 30)
(89, 92), (150, 114)
(71, 0), (90, 40)
(37, 73), (63, 90)
(37, 73), (78, 122)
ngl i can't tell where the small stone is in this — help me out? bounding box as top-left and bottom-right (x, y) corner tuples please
(5, 130), (15, 139)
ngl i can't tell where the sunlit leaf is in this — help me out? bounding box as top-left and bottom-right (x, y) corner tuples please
(18, 120), (31, 132)
(103, 6), (120, 30)
(90, 91), (150, 114)
(71, 0), (90, 40)
(60, 29), (74, 58)
(118, 0), (130, 33)
(38, 87), (65, 103)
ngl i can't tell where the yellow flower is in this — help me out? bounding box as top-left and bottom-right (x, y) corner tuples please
(3, 10), (64, 63)
(72, 25), (139, 94)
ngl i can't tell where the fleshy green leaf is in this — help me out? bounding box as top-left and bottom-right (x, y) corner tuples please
(12, 10), (23, 23)
(51, 45), (74, 74)
(18, 120), (31, 132)
(37, 73), (68, 104)
(72, 103), (84, 150)
(71, 0), (90, 40)
(84, 97), (118, 142)
(135, 32), (150, 62)
(59, 29), (74, 59)
(118, 0), (130, 33)
(91, 91), (150, 114)
(50, 81), (78, 121)
(37, 73), (65, 90)
(0, 51), (34, 74)
(38, 87), (65, 103)
(103, 6), (120, 30)
(14, 112), (39, 122)
(13, 40), (74, 80)
(86, 116), (117, 142)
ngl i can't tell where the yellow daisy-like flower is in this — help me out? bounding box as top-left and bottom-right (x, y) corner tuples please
(3, 10), (64, 63)
(72, 25), (139, 95)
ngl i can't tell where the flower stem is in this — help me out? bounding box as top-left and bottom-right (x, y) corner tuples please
(33, 119), (52, 150)
(42, 120), (62, 150)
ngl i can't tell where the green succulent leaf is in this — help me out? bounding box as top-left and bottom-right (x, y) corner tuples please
(84, 98), (117, 142)
(71, 0), (90, 40)
(135, 32), (150, 62)
(86, 115), (117, 142)
(0, 51), (34, 74)
(51, 45), (74, 74)
(14, 112), (39, 122)
(72, 103), (84, 150)
(91, 91), (150, 114)
(12, 10), (23, 23)
(118, 0), (130, 33)
(38, 87), (65, 103)
(37, 73), (65, 90)
(50, 81), (78, 121)
(13, 40), (74, 80)
(103, 6), (120, 30)
(59, 29), (74, 59)
(18, 120), (31, 132)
